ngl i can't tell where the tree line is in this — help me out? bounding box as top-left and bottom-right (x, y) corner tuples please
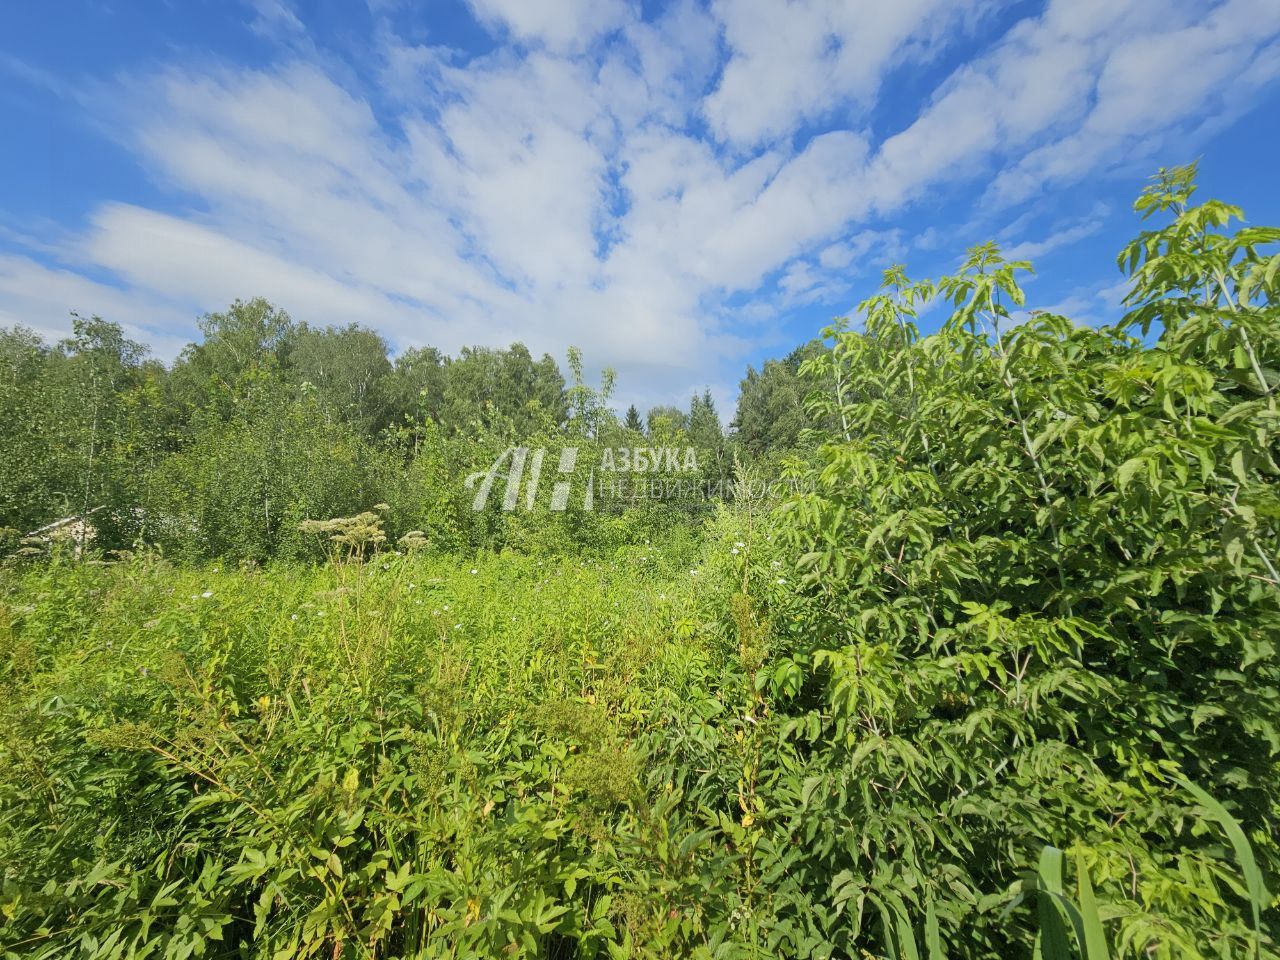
(0, 297), (817, 559)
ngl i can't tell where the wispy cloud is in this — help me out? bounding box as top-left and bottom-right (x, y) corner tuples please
(1, 0), (1276, 408)
(1002, 206), (1108, 261)
(703, 0), (987, 147)
(988, 0), (1280, 204)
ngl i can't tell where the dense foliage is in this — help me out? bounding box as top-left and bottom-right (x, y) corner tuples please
(740, 164), (1280, 956)
(0, 300), (730, 561)
(1, 166), (1276, 958)
(0, 539), (734, 957)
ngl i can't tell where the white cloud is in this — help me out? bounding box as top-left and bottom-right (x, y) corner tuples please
(403, 51), (612, 290)
(1007, 274), (1135, 327)
(861, 0), (1172, 212)
(818, 229), (904, 271)
(988, 0), (1280, 204)
(98, 52), (737, 398)
(703, 0), (984, 147)
(247, 0), (306, 40)
(466, 0), (632, 52)
(0, 253), (193, 359)
(1, 0), (1275, 411)
(81, 204), (429, 333)
(615, 1), (720, 126)
(1001, 208), (1107, 261)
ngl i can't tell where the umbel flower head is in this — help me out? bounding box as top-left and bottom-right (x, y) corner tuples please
(299, 504), (389, 561)
(397, 530), (429, 552)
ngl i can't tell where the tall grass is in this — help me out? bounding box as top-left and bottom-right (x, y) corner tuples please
(0, 541), (740, 958)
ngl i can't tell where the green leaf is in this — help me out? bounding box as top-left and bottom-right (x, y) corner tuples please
(1075, 854), (1110, 960)
(924, 896), (944, 960)
(1037, 848), (1073, 960)
(1177, 778), (1270, 958)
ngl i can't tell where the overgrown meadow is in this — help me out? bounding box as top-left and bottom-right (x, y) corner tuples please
(2, 167), (1278, 958)
(0, 534), (748, 957)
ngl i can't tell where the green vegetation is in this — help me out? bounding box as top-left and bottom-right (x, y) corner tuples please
(2, 166), (1277, 957)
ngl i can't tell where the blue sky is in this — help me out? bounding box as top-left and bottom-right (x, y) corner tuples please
(1, 0), (1278, 413)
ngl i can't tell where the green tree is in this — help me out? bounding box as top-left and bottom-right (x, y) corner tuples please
(442, 343), (566, 438)
(146, 393), (391, 561)
(645, 404), (688, 435)
(0, 316), (158, 547)
(167, 298), (296, 427)
(0, 326), (55, 532)
(387, 345), (449, 434)
(689, 388), (727, 482)
(286, 323), (394, 436)
(565, 345), (615, 439)
(748, 165), (1280, 956)
(731, 340), (826, 457)
(623, 403), (645, 434)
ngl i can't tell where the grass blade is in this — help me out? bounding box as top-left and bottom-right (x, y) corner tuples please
(1075, 853), (1110, 960)
(896, 909), (921, 960)
(924, 895), (944, 960)
(1177, 777), (1270, 958)
(873, 898), (901, 960)
(1037, 847), (1074, 960)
